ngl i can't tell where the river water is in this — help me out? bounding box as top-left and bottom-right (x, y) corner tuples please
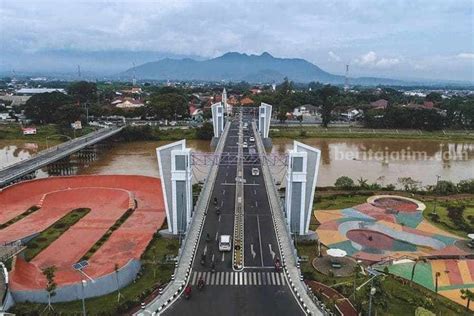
(1, 138), (473, 187)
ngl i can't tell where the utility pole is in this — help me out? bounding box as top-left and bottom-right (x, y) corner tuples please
(433, 175), (441, 214)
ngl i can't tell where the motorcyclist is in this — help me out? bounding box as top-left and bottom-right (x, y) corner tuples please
(184, 285), (192, 299)
(274, 257), (281, 272)
(210, 260), (216, 273)
(200, 253), (206, 265)
(213, 197), (218, 205)
(198, 277), (205, 290)
(215, 207), (221, 215)
(206, 233), (211, 242)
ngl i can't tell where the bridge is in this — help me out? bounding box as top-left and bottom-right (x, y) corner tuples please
(142, 109), (324, 315)
(0, 126), (124, 188)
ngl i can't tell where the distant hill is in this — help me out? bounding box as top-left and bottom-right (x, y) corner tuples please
(120, 52), (409, 85)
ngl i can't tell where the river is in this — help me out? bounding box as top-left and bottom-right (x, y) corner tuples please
(1, 138), (473, 187)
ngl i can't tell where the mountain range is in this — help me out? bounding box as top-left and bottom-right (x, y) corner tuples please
(120, 52), (409, 85)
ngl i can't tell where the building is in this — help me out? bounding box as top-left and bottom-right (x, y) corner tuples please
(292, 104), (318, 117)
(370, 99), (388, 110)
(15, 88), (66, 96)
(112, 97), (144, 108)
(258, 103), (272, 139)
(240, 97), (254, 106)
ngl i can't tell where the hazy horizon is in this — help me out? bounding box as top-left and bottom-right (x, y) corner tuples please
(0, 0), (473, 82)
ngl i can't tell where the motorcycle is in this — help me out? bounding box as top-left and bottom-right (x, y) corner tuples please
(274, 258), (281, 272)
(198, 278), (205, 290)
(184, 286), (192, 299)
(200, 253), (206, 266)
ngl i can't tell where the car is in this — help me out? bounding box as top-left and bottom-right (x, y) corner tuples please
(249, 137), (255, 142)
(252, 168), (260, 176)
(243, 142), (248, 148)
(219, 235), (232, 252)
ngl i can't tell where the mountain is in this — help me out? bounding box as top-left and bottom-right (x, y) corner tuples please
(120, 52), (344, 83)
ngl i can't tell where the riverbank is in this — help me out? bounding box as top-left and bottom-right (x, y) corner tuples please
(270, 126), (474, 141)
(0, 123), (97, 145)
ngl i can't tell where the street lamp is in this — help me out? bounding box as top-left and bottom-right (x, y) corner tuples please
(433, 175), (441, 214)
(81, 279), (87, 316)
(368, 284), (376, 316)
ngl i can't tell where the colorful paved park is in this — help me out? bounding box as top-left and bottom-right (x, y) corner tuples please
(315, 194), (474, 310)
(315, 195), (466, 262)
(387, 259), (474, 310)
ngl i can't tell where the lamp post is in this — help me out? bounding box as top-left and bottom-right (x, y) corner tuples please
(368, 283), (376, 316)
(433, 175), (441, 214)
(80, 279), (87, 316)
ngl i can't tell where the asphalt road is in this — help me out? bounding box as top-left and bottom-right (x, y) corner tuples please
(164, 113), (304, 316)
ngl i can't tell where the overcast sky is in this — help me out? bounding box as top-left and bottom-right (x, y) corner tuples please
(0, 0), (473, 81)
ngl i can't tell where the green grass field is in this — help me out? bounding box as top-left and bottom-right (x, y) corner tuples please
(0, 123), (97, 145)
(270, 126), (474, 141)
(422, 198), (474, 238)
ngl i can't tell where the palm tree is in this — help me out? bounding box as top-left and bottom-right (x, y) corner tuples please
(460, 288), (474, 310)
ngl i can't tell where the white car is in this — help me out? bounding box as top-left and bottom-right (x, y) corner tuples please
(219, 235), (232, 252)
(243, 142), (248, 148)
(252, 168), (260, 176)
(249, 137), (255, 142)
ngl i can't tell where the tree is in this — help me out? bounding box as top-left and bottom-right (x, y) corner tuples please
(42, 266), (57, 311)
(319, 85), (339, 127)
(460, 288), (474, 310)
(433, 180), (458, 195)
(357, 177), (369, 189)
(24, 92), (73, 124)
(54, 104), (84, 127)
(458, 179), (474, 194)
(148, 93), (188, 121)
(398, 177), (421, 192)
(277, 110), (288, 123)
(68, 81), (97, 104)
(196, 122), (214, 140)
(334, 176), (355, 190)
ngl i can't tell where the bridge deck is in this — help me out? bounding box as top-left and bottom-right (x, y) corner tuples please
(0, 126), (123, 188)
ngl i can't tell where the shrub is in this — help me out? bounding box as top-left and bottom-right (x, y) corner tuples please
(334, 176), (355, 190)
(433, 180), (458, 195)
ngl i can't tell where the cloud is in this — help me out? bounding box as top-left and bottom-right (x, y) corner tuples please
(328, 51), (341, 62)
(457, 53), (474, 59)
(354, 51), (400, 68)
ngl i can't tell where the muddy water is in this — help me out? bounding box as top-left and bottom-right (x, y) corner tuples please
(1, 138), (473, 187)
(271, 138), (474, 186)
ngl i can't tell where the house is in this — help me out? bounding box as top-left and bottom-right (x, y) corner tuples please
(112, 97), (144, 108)
(250, 87), (262, 95)
(15, 88), (66, 96)
(0, 112), (9, 120)
(340, 109), (361, 121)
(370, 99), (388, 110)
(22, 127), (37, 135)
(292, 104), (318, 116)
(423, 101), (434, 109)
(240, 97), (254, 106)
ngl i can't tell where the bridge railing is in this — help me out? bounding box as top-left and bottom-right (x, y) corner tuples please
(0, 127), (118, 170)
(0, 127), (116, 171)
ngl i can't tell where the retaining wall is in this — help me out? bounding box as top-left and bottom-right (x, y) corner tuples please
(11, 259), (140, 303)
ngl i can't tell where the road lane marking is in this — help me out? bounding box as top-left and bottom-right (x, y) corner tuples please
(250, 244), (256, 259)
(215, 231), (218, 241)
(269, 244), (275, 260)
(205, 272), (210, 284)
(239, 272), (243, 285)
(275, 273), (280, 285)
(191, 272), (197, 285)
(218, 215), (221, 222)
(203, 245), (207, 255)
(257, 215), (264, 267)
(266, 272), (271, 285)
(254, 189), (257, 195)
(221, 252), (225, 261)
(271, 272), (276, 285)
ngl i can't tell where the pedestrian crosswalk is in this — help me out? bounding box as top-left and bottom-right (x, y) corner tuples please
(190, 271), (286, 286)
